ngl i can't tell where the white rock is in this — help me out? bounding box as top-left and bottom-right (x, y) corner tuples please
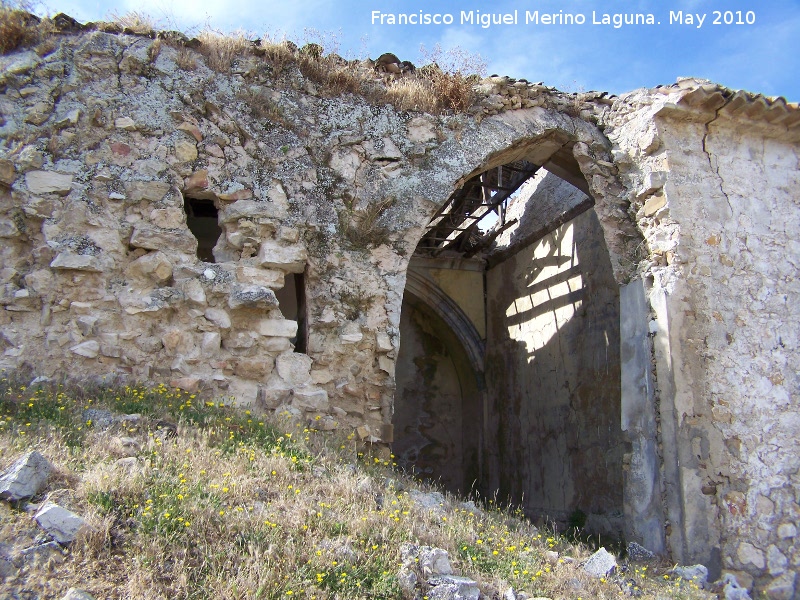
(50, 253), (104, 272)
(737, 542), (765, 570)
(35, 502), (87, 544)
(115, 116), (136, 130)
(61, 588), (96, 600)
(201, 331), (221, 354)
(583, 547), (617, 578)
(70, 340), (100, 358)
(258, 240), (307, 273)
(777, 523), (796, 539)
(257, 319), (298, 338)
(204, 308), (231, 329)
(767, 545), (788, 575)
(0, 451), (51, 500)
(276, 353), (313, 386)
(175, 139), (198, 162)
(25, 171), (73, 195)
(126, 251), (173, 283)
(228, 284), (278, 309)
(673, 564), (708, 587)
(182, 278), (207, 305)
(292, 386), (329, 411)
(376, 332), (393, 352)
(427, 575), (480, 600)
(418, 546), (453, 577)
(764, 571), (796, 600)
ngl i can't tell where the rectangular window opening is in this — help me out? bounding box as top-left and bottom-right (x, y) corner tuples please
(274, 272), (307, 354)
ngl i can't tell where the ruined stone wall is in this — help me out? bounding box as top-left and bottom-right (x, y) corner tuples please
(0, 31), (462, 445)
(1, 28), (799, 595)
(605, 82), (800, 595)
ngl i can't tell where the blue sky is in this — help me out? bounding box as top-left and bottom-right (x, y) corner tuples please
(37, 0), (800, 100)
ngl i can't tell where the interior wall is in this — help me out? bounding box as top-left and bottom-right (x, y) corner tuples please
(484, 208), (625, 534)
(393, 295), (482, 495)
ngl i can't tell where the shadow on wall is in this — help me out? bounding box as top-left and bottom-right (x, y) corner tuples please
(484, 208), (625, 537)
(393, 294), (482, 496)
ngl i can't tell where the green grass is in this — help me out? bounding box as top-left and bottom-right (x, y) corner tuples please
(0, 373), (716, 600)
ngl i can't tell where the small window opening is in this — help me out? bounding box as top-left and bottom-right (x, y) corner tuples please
(274, 272), (307, 353)
(184, 198), (222, 263)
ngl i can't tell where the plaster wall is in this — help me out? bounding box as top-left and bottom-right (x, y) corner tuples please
(393, 295), (482, 494)
(484, 208), (625, 533)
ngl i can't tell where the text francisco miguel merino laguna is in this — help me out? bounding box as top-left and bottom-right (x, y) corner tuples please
(371, 9), (661, 28)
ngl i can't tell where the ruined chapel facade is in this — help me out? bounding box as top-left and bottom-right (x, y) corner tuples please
(0, 29), (798, 597)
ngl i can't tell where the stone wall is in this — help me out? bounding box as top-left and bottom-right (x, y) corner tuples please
(604, 81), (800, 594)
(1, 27), (799, 597)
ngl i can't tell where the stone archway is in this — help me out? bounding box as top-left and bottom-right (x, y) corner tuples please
(389, 107), (661, 548)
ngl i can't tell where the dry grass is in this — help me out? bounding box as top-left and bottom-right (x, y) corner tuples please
(197, 29), (251, 72)
(0, 375), (717, 600)
(341, 197), (396, 249)
(108, 10), (158, 35)
(175, 46), (198, 70)
(0, 1), (42, 55)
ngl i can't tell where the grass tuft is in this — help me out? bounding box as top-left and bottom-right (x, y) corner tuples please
(0, 1), (42, 55)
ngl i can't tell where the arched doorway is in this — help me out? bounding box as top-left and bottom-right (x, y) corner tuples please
(393, 124), (646, 541)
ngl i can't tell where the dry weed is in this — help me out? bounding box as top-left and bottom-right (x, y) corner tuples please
(108, 10), (158, 35)
(197, 29), (250, 72)
(0, 1), (41, 55)
(174, 46), (197, 70)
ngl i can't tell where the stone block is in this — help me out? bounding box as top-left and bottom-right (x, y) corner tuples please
(219, 199), (282, 223)
(184, 169), (209, 193)
(673, 564), (708, 587)
(764, 572), (796, 600)
(234, 357), (275, 379)
(129, 181), (171, 203)
(149, 208), (185, 229)
(181, 279), (207, 306)
(236, 265), (284, 289)
(0, 451), (51, 500)
(427, 575), (480, 600)
(50, 253), (104, 272)
(34, 501), (87, 544)
(70, 340), (100, 358)
(25, 171), (73, 195)
(583, 547), (616, 577)
(175, 139), (198, 162)
(257, 319), (298, 338)
(126, 251), (173, 283)
(0, 159), (15, 187)
(276, 353), (312, 386)
(643, 192), (666, 217)
(0, 219), (20, 238)
(376, 332), (393, 352)
(228, 284), (278, 309)
(291, 386), (329, 411)
(130, 224), (198, 255)
(258, 239), (307, 273)
(201, 331), (221, 354)
(169, 376), (201, 392)
(115, 116), (136, 130)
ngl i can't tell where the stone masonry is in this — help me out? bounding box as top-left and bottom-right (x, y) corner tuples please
(0, 24), (798, 597)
